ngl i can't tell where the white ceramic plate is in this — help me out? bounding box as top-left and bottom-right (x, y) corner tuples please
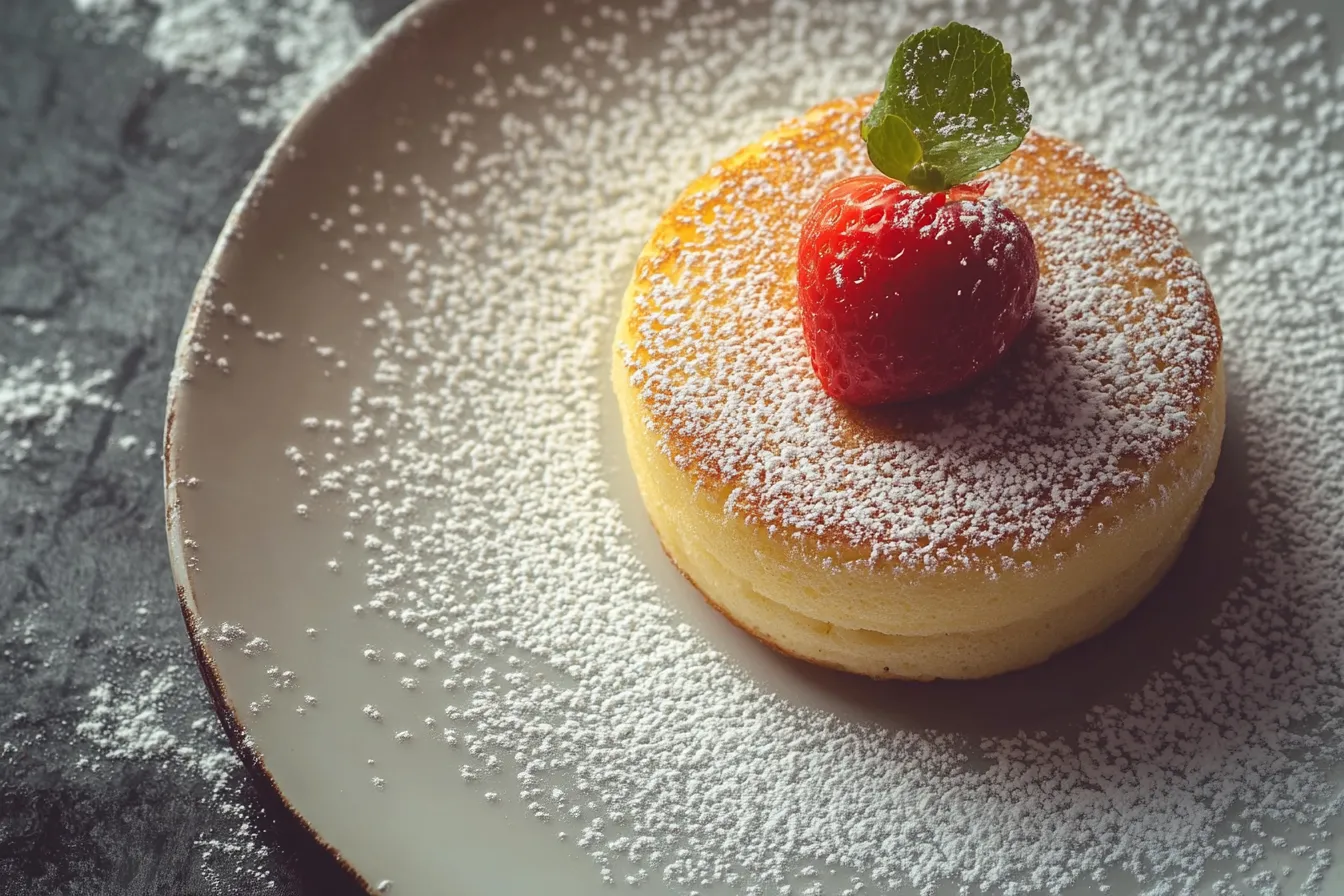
(165, 1), (1344, 893)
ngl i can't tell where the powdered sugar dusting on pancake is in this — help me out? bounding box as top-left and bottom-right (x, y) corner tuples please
(623, 101), (1221, 568)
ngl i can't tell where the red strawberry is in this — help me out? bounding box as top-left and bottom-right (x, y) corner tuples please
(796, 175), (1038, 406)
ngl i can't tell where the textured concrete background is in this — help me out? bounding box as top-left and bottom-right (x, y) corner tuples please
(0, 2), (405, 892)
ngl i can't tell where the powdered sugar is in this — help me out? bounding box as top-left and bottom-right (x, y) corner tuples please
(71, 0), (365, 127)
(196, 0), (1344, 892)
(0, 354), (116, 468)
(73, 663), (279, 892)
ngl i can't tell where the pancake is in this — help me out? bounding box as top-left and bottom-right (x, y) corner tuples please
(612, 96), (1225, 680)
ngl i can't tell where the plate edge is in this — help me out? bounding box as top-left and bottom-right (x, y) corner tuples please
(161, 1), (467, 892)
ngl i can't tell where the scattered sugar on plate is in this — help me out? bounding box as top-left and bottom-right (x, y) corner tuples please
(193, 0), (1344, 893)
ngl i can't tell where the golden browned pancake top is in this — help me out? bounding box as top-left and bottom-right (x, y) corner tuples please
(618, 96), (1221, 572)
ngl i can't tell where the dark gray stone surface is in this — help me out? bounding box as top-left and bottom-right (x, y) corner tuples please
(0, 2), (405, 892)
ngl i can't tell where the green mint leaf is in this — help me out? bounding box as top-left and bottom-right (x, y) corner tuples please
(862, 21), (1030, 192)
(864, 114), (923, 185)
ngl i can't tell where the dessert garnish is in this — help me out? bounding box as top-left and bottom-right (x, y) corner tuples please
(797, 22), (1039, 406)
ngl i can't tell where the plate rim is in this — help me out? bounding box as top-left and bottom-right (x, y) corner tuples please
(161, 0), (458, 891)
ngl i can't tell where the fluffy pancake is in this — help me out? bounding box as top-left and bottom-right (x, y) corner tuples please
(612, 96), (1224, 679)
